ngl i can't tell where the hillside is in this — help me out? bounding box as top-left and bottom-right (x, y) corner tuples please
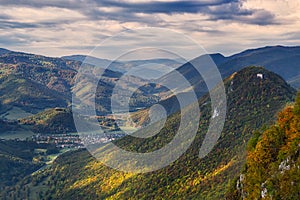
(226, 94), (300, 199)
(4, 66), (296, 199)
(0, 50), (79, 95)
(0, 74), (68, 112)
(19, 108), (76, 134)
(0, 50), (79, 113)
(0, 140), (58, 190)
(0, 49), (164, 116)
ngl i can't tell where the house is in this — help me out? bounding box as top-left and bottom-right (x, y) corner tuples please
(54, 107), (64, 112)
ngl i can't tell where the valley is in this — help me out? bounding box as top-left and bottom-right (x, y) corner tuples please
(1, 0), (300, 198)
(0, 46), (299, 199)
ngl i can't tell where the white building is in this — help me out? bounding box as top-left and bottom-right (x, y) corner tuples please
(257, 73), (264, 79)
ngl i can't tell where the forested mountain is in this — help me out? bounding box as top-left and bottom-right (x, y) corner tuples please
(19, 108), (76, 134)
(0, 49), (78, 113)
(0, 46), (300, 117)
(2, 66), (296, 199)
(169, 46), (300, 99)
(226, 93), (300, 199)
(220, 46), (300, 88)
(0, 48), (163, 117)
(0, 140), (58, 190)
(0, 46), (300, 199)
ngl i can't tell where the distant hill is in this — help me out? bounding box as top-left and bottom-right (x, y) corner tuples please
(62, 54), (182, 74)
(0, 48), (10, 55)
(62, 55), (120, 71)
(220, 46), (300, 88)
(166, 46), (300, 99)
(7, 66), (296, 199)
(19, 108), (76, 134)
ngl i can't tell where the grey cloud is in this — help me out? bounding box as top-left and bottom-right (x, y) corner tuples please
(0, 0), (278, 26)
(0, 19), (81, 30)
(0, 33), (32, 46)
(0, 0), (282, 58)
(88, 0), (277, 26)
(0, 0), (239, 13)
(0, 0), (85, 9)
(208, 1), (252, 19)
(94, 0), (240, 14)
(207, 2), (277, 25)
(281, 32), (300, 41)
(239, 9), (277, 26)
(0, 20), (38, 29)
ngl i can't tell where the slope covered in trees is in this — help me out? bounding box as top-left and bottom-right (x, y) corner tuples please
(0, 140), (58, 191)
(3, 66), (296, 199)
(0, 49), (163, 116)
(19, 108), (76, 134)
(226, 93), (300, 199)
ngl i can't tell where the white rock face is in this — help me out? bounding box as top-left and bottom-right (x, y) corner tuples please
(261, 187), (268, 198)
(261, 181), (268, 199)
(279, 157), (291, 173)
(236, 174), (246, 200)
(212, 109), (219, 119)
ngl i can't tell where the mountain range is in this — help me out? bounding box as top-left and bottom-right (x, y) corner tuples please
(0, 45), (300, 117)
(1, 66), (297, 199)
(0, 46), (299, 199)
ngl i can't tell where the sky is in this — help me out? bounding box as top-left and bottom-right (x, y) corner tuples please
(0, 0), (300, 59)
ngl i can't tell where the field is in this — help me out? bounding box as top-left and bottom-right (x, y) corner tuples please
(0, 106), (34, 120)
(0, 130), (34, 140)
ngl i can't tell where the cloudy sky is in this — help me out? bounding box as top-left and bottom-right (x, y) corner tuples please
(0, 0), (300, 59)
